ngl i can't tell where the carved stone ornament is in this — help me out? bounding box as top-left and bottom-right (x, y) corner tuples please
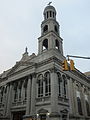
(50, 67), (57, 73)
(32, 73), (36, 78)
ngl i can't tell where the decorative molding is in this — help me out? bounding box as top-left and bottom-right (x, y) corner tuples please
(37, 108), (48, 114)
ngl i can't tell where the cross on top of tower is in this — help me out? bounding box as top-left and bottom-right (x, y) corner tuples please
(48, 2), (52, 6)
(25, 47), (28, 54)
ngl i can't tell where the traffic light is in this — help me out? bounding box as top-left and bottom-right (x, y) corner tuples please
(62, 60), (69, 71)
(70, 60), (75, 71)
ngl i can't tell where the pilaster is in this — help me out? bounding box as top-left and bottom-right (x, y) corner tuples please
(6, 82), (13, 117)
(50, 68), (59, 115)
(88, 89), (90, 116)
(21, 80), (25, 101)
(4, 84), (9, 116)
(26, 75), (32, 115)
(30, 73), (36, 116)
(80, 85), (87, 116)
(72, 80), (78, 116)
(67, 78), (74, 115)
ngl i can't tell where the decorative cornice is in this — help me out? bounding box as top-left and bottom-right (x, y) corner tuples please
(49, 112), (60, 117)
(38, 30), (62, 41)
(7, 61), (36, 77)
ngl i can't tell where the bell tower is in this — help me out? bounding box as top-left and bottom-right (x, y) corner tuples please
(38, 4), (63, 55)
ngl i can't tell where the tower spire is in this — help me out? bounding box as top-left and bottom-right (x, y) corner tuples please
(25, 47), (28, 54)
(38, 5), (63, 55)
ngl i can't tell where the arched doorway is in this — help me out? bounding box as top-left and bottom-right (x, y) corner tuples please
(37, 109), (49, 120)
(60, 109), (69, 120)
(12, 111), (25, 120)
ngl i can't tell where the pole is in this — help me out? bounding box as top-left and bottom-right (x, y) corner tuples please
(67, 55), (90, 60)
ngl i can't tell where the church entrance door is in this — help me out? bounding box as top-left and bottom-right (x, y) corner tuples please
(39, 114), (46, 120)
(12, 111), (25, 120)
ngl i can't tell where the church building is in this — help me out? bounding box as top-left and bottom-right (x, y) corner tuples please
(0, 4), (90, 120)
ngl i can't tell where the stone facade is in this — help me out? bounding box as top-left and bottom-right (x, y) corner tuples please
(0, 4), (90, 120)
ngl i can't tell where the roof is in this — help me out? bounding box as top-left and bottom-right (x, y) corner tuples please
(44, 5), (56, 14)
(84, 71), (90, 77)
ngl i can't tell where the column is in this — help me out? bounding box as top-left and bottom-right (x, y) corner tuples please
(0, 88), (1, 103)
(67, 78), (74, 114)
(3, 86), (6, 116)
(50, 68), (61, 120)
(6, 82), (13, 117)
(4, 84), (9, 116)
(26, 76), (32, 115)
(21, 80), (25, 101)
(88, 89), (90, 115)
(30, 73), (36, 116)
(50, 68), (59, 114)
(72, 80), (78, 115)
(80, 85), (87, 116)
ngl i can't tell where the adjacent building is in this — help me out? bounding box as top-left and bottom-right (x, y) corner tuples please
(0, 4), (90, 120)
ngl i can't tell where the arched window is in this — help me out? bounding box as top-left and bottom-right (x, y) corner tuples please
(85, 94), (90, 116)
(62, 75), (67, 98)
(37, 74), (43, 97)
(50, 11), (52, 17)
(55, 25), (58, 33)
(76, 90), (83, 115)
(0, 87), (4, 103)
(43, 25), (48, 33)
(53, 12), (54, 18)
(24, 79), (28, 100)
(55, 39), (59, 50)
(44, 13), (46, 20)
(57, 73), (62, 96)
(18, 81), (23, 101)
(44, 72), (51, 96)
(47, 12), (48, 18)
(43, 39), (48, 51)
(14, 82), (18, 102)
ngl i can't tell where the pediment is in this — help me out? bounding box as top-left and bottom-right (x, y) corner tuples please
(8, 61), (34, 76)
(60, 109), (68, 113)
(38, 108), (48, 114)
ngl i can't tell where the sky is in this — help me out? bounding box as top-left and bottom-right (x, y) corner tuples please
(0, 0), (90, 74)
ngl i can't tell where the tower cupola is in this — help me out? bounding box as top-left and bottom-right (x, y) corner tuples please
(43, 5), (56, 20)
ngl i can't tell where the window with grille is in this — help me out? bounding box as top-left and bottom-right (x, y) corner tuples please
(85, 94), (90, 116)
(38, 75), (43, 97)
(24, 79), (28, 100)
(62, 75), (67, 98)
(76, 91), (83, 115)
(57, 73), (62, 96)
(45, 72), (51, 96)
(14, 85), (18, 102)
